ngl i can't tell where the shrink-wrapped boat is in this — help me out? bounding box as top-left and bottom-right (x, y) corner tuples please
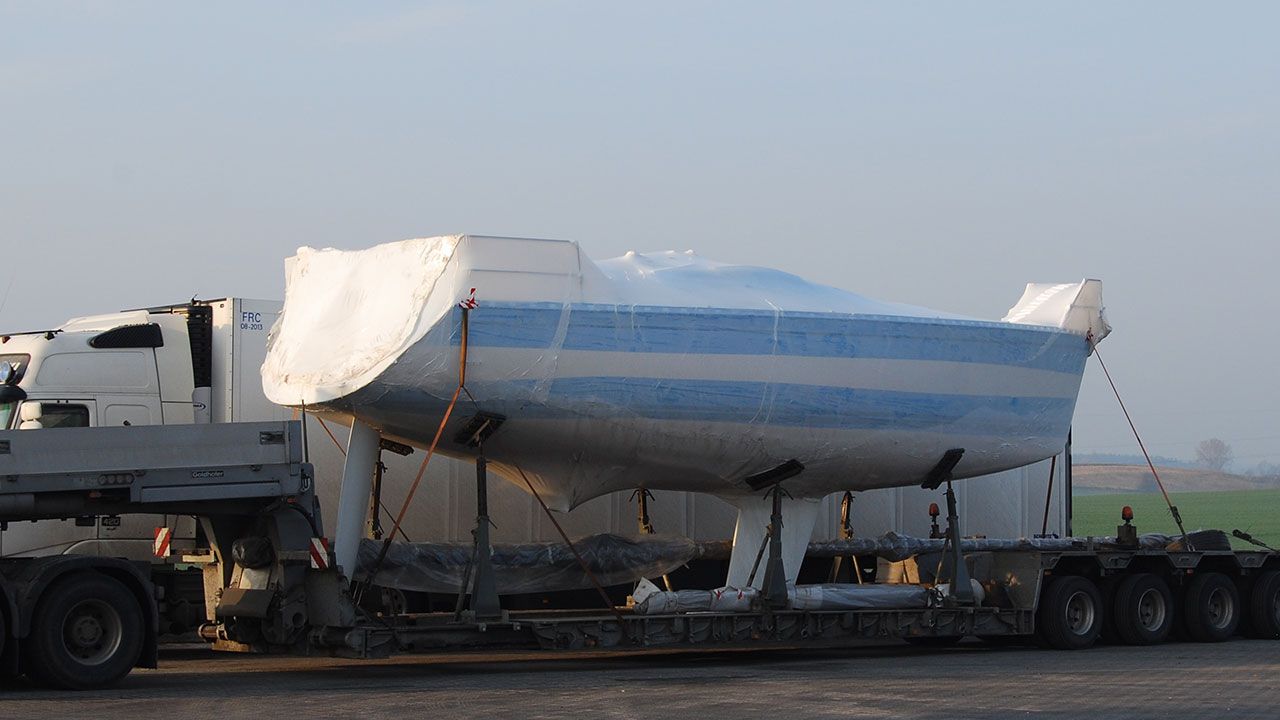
(262, 235), (1109, 585)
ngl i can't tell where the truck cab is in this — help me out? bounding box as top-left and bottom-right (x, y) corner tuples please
(0, 299), (284, 565)
(1, 310), (190, 432)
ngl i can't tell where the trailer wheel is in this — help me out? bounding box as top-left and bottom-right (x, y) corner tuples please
(24, 572), (143, 690)
(1037, 576), (1103, 650)
(1113, 573), (1173, 645)
(1183, 572), (1240, 643)
(1246, 570), (1280, 639)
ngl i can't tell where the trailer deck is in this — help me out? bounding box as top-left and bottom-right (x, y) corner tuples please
(1, 421), (1277, 690)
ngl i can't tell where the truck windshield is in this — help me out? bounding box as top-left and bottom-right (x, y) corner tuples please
(0, 401), (14, 430)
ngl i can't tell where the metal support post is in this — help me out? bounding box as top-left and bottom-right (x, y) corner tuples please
(940, 479), (975, 604)
(919, 448), (973, 603)
(334, 420), (379, 585)
(636, 489), (656, 535)
(467, 455), (502, 620)
(760, 486), (790, 609)
(828, 491), (863, 584)
(632, 489), (674, 591)
(368, 455), (386, 540)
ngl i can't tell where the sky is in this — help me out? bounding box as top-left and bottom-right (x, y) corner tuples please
(2, 2), (1278, 468)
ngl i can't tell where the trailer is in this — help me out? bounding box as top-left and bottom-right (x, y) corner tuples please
(0, 420), (1276, 690)
(0, 298), (1073, 636)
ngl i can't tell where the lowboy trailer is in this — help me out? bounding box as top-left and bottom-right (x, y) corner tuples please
(0, 421), (1276, 689)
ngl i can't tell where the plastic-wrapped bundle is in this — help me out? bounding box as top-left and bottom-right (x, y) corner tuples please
(632, 579), (936, 615)
(803, 532), (1079, 562)
(355, 533), (700, 595)
(789, 583), (933, 610)
(630, 580), (761, 614)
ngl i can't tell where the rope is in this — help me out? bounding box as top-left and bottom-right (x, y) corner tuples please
(364, 308), (471, 584)
(1091, 342), (1192, 549)
(316, 415), (347, 457)
(313, 414), (409, 542)
(516, 466), (627, 625)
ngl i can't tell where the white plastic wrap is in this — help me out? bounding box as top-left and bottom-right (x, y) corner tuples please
(788, 583), (934, 611)
(356, 533), (701, 595)
(631, 579), (762, 614)
(263, 235), (1108, 586)
(632, 579), (935, 615)
(263, 235), (1106, 507)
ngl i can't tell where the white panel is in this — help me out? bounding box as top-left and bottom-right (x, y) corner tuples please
(464, 236), (581, 276)
(210, 299), (235, 423)
(231, 298), (286, 422)
(102, 402), (153, 427)
(151, 314), (195, 404)
(35, 351), (153, 390)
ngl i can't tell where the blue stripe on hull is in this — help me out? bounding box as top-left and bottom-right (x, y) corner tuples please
(469, 377), (1077, 436)
(454, 303), (1089, 374)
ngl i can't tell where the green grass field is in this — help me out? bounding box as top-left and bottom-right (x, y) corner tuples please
(1072, 489), (1280, 550)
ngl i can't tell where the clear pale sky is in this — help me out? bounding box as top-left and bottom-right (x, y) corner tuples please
(2, 2), (1277, 467)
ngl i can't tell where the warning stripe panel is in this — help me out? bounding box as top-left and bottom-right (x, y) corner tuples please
(309, 537), (330, 569)
(153, 527), (173, 558)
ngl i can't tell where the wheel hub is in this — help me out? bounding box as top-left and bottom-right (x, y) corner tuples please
(1065, 591), (1096, 635)
(1136, 588), (1167, 631)
(70, 616), (103, 647)
(1206, 588), (1234, 630)
(62, 599), (123, 666)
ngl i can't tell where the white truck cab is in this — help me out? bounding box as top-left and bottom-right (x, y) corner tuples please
(0, 298), (285, 568)
(0, 298), (284, 433)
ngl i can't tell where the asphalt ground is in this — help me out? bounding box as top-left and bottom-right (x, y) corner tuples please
(0, 639), (1276, 720)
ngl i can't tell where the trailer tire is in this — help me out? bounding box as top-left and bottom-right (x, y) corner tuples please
(1112, 573), (1173, 645)
(1182, 572), (1240, 643)
(24, 572), (143, 690)
(1037, 576), (1103, 650)
(1246, 570), (1280, 639)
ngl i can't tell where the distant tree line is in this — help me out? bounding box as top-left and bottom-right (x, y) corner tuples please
(1073, 439), (1279, 483)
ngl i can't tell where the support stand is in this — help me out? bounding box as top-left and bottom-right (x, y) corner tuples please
(827, 491), (864, 584)
(632, 490), (674, 591)
(738, 459), (804, 607)
(939, 479), (975, 604)
(759, 485), (790, 609)
(921, 448), (974, 605)
(458, 455), (502, 621)
(635, 489), (656, 535)
(368, 455), (386, 540)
